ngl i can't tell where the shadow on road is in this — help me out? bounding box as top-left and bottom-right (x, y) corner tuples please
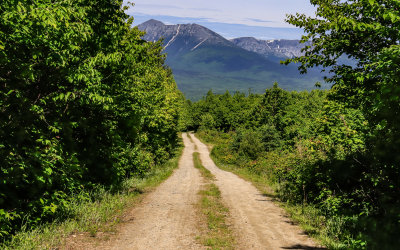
(282, 244), (326, 249)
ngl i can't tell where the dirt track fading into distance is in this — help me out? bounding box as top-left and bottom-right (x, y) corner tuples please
(71, 132), (322, 249)
(190, 133), (322, 249)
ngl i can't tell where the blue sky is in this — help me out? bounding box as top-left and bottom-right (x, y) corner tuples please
(125, 0), (316, 39)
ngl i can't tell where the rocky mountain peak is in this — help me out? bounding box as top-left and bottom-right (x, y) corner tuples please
(230, 37), (307, 59)
(141, 19), (165, 27)
(138, 19), (234, 55)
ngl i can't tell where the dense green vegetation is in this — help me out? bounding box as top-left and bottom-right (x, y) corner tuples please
(187, 82), (397, 248)
(0, 0), (183, 241)
(0, 141), (183, 249)
(183, 1), (400, 248)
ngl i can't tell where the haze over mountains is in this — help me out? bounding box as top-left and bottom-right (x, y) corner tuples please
(138, 19), (325, 100)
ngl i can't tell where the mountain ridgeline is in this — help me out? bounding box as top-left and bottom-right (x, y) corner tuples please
(138, 19), (325, 100)
(230, 37), (310, 60)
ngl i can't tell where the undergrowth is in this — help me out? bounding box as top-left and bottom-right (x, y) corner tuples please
(0, 138), (184, 250)
(196, 131), (347, 249)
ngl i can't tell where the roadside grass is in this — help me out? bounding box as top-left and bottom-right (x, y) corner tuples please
(193, 152), (214, 181)
(210, 154), (342, 249)
(210, 157), (277, 198)
(1, 137), (184, 250)
(196, 132), (345, 250)
(193, 152), (234, 249)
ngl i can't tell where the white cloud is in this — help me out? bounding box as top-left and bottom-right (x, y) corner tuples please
(132, 14), (305, 40)
(126, 0), (316, 28)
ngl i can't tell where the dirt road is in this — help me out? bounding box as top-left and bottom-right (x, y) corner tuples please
(89, 132), (320, 249)
(105, 133), (205, 250)
(190, 133), (321, 249)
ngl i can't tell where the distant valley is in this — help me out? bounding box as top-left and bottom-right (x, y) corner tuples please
(138, 19), (325, 100)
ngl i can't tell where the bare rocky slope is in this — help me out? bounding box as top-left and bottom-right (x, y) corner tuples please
(230, 37), (308, 59)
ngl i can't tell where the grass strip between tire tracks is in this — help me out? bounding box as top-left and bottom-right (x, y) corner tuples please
(193, 152), (235, 250)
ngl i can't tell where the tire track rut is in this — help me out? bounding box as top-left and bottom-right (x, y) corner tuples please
(104, 133), (205, 250)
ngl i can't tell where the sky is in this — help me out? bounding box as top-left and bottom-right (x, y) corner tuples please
(124, 0), (316, 40)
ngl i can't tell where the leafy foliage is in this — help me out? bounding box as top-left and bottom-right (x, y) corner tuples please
(188, 0), (400, 247)
(188, 83), (392, 247)
(0, 0), (181, 240)
(284, 0), (400, 247)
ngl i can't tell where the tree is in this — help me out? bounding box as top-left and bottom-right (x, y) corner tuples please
(0, 0), (181, 238)
(285, 0), (400, 247)
(285, 0), (400, 124)
(253, 83), (290, 131)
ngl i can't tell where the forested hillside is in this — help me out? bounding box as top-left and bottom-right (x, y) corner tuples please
(0, 0), (183, 241)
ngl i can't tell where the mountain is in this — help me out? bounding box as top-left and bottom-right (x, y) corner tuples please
(230, 37), (308, 60)
(139, 19), (233, 59)
(138, 19), (269, 71)
(138, 19), (325, 100)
